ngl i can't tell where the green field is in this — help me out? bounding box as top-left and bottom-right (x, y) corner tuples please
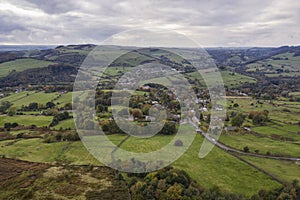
(0, 91), (72, 109)
(241, 155), (300, 183)
(289, 91), (300, 98)
(251, 125), (300, 141)
(0, 133), (283, 196)
(219, 134), (300, 157)
(0, 115), (52, 127)
(114, 134), (281, 196)
(13, 92), (57, 107)
(228, 98), (300, 124)
(245, 53), (300, 77)
(53, 118), (75, 130)
(0, 58), (54, 77)
(187, 70), (256, 88)
(0, 134), (126, 165)
(53, 92), (72, 106)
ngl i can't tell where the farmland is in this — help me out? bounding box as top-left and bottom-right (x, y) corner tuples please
(116, 134), (282, 196)
(0, 45), (299, 199)
(0, 115), (52, 127)
(0, 134), (282, 197)
(0, 58), (54, 77)
(245, 52), (300, 77)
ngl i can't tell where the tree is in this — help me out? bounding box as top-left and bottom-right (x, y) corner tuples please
(64, 102), (72, 110)
(0, 101), (12, 113)
(159, 121), (176, 135)
(46, 101), (56, 109)
(132, 109), (142, 118)
(142, 104), (151, 115)
(55, 133), (62, 141)
(96, 104), (107, 113)
(231, 114), (244, 127)
(249, 110), (269, 125)
(174, 140), (183, 146)
(7, 106), (16, 116)
(243, 146), (250, 153)
(28, 102), (38, 110)
(166, 183), (183, 200)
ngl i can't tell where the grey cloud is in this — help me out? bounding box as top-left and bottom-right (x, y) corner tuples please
(24, 0), (79, 14)
(0, 0), (299, 46)
(0, 16), (26, 33)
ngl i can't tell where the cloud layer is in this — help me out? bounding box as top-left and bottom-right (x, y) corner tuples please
(0, 0), (299, 46)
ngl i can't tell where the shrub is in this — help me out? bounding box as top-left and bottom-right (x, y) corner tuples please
(174, 140), (183, 146)
(243, 146), (250, 153)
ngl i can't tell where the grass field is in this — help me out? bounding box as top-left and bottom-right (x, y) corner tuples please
(228, 98), (300, 124)
(219, 134), (300, 157)
(0, 115), (52, 127)
(0, 133), (282, 196)
(0, 134), (126, 165)
(245, 53), (300, 77)
(53, 92), (72, 106)
(187, 70), (256, 88)
(240, 155), (300, 183)
(0, 91), (36, 103)
(0, 91), (71, 109)
(251, 125), (300, 141)
(12, 92), (58, 108)
(289, 91), (300, 98)
(52, 118), (75, 130)
(0, 58), (54, 77)
(116, 134), (281, 196)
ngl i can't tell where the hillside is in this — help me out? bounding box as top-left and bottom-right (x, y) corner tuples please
(0, 45), (299, 90)
(0, 157), (130, 200)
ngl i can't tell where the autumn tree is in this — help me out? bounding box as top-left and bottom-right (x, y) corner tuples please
(231, 114), (245, 127)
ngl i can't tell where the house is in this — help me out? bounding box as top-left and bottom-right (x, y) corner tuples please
(127, 115), (134, 122)
(244, 127), (251, 131)
(200, 107), (208, 112)
(215, 106), (223, 111)
(145, 115), (155, 121)
(225, 126), (237, 131)
(142, 85), (150, 90)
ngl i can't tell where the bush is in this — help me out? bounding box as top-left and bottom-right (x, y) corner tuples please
(243, 146), (250, 153)
(174, 140), (183, 146)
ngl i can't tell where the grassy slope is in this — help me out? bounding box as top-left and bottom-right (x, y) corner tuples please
(13, 92), (58, 108)
(118, 134), (281, 196)
(0, 135), (126, 165)
(228, 98), (300, 124)
(0, 134), (282, 196)
(240, 155), (300, 183)
(245, 52), (300, 77)
(219, 134), (300, 157)
(53, 118), (75, 130)
(187, 70), (256, 88)
(0, 91), (36, 103)
(0, 58), (54, 77)
(0, 115), (52, 127)
(53, 92), (72, 106)
(0, 91), (72, 109)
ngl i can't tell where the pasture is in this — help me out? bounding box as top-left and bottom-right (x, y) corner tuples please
(0, 58), (54, 77)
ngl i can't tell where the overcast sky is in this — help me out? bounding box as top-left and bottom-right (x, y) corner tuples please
(0, 0), (299, 47)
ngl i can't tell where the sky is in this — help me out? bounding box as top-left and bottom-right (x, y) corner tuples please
(0, 0), (299, 47)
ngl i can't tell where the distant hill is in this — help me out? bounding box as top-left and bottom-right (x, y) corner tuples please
(0, 44), (299, 89)
(0, 45), (55, 52)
